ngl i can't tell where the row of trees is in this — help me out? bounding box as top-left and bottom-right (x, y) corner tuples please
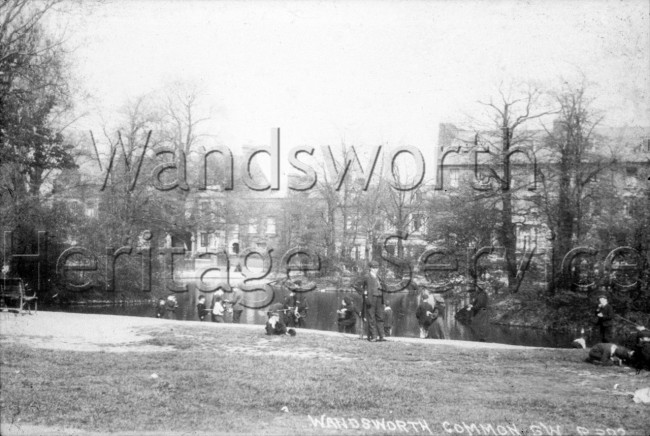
(280, 82), (648, 304)
(1, 2), (647, 311)
(429, 83), (649, 322)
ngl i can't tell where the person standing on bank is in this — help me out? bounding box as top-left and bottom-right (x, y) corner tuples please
(155, 298), (166, 319)
(165, 295), (179, 320)
(196, 295), (208, 321)
(211, 295), (225, 323)
(227, 285), (244, 323)
(415, 292), (435, 339)
(383, 303), (393, 337)
(595, 293), (615, 343)
(467, 284), (489, 342)
(359, 260), (386, 342)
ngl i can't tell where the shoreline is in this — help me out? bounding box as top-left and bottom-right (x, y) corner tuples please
(0, 311), (542, 352)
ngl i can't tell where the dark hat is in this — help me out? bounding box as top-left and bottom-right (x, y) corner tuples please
(288, 328), (296, 336)
(368, 260), (379, 268)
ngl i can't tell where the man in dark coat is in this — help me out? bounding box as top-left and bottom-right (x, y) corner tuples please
(415, 295), (435, 339)
(357, 261), (386, 342)
(467, 285), (489, 342)
(283, 290), (308, 328)
(196, 295), (207, 321)
(595, 294), (615, 343)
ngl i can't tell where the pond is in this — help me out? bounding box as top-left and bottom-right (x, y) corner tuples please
(46, 284), (582, 349)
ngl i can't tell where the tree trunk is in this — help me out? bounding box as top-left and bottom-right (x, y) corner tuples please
(500, 125), (518, 292)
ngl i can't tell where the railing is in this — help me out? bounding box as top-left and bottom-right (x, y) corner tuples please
(0, 278), (38, 315)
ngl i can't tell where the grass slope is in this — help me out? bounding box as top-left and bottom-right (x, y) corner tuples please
(1, 320), (649, 435)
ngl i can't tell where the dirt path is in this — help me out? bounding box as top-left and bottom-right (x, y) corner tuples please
(0, 310), (539, 352)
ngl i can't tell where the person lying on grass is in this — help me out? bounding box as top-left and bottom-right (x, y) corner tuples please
(585, 343), (634, 366)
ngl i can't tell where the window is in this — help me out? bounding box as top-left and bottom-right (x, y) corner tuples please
(248, 220), (258, 234)
(411, 214), (424, 232)
(516, 228), (526, 250)
(266, 218), (276, 235)
(449, 169), (460, 188)
(69, 200), (83, 215)
(628, 200), (638, 217)
(590, 198), (601, 217)
(85, 200), (97, 218)
(200, 233), (208, 247)
(199, 200), (210, 214)
(622, 202), (630, 217)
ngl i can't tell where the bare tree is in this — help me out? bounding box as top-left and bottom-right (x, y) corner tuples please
(380, 164), (425, 261)
(157, 81), (212, 158)
(471, 84), (556, 292)
(537, 84), (616, 291)
(313, 144), (381, 271)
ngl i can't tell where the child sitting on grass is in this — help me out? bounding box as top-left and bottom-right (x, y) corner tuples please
(265, 303), (296, 336)
(266, 312), (288, 335)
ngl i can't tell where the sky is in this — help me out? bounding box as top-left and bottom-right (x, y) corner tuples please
(53, 0), (649, 182)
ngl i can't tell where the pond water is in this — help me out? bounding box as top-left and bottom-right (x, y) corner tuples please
(46, 284), (582, 349)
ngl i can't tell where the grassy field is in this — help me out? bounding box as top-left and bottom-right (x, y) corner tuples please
(1, 317), (649, 435)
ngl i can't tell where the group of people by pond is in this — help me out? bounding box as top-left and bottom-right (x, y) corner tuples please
(153, 260), (492, 343)
(151, 260), (650, 372)
(156, 287), (245, 323)
(264, 279), (309, 335)
(262, 260), (479, 343)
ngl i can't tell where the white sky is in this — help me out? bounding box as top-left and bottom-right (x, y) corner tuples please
(57, 0), (649, 181)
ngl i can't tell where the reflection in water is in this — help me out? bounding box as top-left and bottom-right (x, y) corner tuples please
(47, 284), (580, 348)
